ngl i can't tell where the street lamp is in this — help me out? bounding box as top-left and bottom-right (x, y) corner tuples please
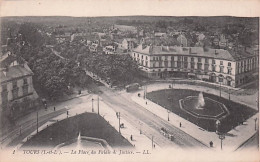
(97, 95), (100, 115)
(36, 111), (39, 133)
(219, 134), (225, 150)
(228, 88), (231, 101)
(118, 112), (121, 134)
(254, 118), (258, 131)
(92, 98), (94, 112)
(219, 82), (222, 98)
(167, 110), (170, 121)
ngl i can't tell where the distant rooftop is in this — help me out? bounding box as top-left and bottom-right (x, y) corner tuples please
(133, 45), (256, 61)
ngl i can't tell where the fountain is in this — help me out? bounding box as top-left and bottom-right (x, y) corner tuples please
(196, 92), (205, 109)
(76, 132), (81, 149)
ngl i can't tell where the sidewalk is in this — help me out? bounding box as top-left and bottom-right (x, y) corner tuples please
(130, 83), (259, 152)
(15, 94), (159, 151)
(0, 90), (90, 148)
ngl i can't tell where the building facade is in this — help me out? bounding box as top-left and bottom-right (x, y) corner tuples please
(0, 53), (39, 119)
(131, 44), (258, 87)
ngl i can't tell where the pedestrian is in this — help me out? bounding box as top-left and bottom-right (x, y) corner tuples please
(130, 135), (133, 141)
(67, 111), (69, 116)
(180, 122), (182, 127)
(54, 107), (56, 111)
(154, 144), (155, 148)
(146, 101), (147, 105)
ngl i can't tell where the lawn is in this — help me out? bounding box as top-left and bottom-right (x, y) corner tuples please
(147, 89), (257, 133)
(22, 113), (133, 149)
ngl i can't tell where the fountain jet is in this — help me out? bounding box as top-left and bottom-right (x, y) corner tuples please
(196, 92), (205, 109)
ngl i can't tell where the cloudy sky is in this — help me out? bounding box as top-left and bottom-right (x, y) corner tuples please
(1, 0), (260, 17)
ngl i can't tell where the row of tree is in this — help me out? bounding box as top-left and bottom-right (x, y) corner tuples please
(79, 53), (140, 86)
(9, 22), (89, 100)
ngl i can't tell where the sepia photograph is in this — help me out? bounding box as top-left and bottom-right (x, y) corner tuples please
(0, 0), (259, 161)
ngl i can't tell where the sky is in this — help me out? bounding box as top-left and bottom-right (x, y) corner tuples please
(0, 0), (260, 17)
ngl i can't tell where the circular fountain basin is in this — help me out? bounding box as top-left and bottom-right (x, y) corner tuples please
(179, 96), (230, 120)
(55, 136), (111, 150)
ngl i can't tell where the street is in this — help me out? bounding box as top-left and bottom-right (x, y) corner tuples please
(98, 86), (206, 148)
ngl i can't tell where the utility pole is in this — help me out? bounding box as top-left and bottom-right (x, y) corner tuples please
(98, 95), (100, 115)
(118, 112), (121, 134)
(37, 111), (39, 133)
(228, 88), (230, 101)
(152, 136), (154, 149)
(92, 98), (94, 112)
(219, 82), (221, 98)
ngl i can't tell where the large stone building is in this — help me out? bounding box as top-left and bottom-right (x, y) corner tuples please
(131, 44), (258, 87)
(0, 53), (39, 119)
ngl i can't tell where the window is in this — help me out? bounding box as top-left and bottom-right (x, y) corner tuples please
(12, 88), (19, 99)
(205, 58), (209, 64)
(134, 53), (135, 56)
(23, 85), (28, 95)
(171, 56), (174, 60)
(212, 65), (216, 72)
(177, 61), (181, 68)
(219, 77), (223, 82)
(191, 57), (194, 62)
(138, 54), (139, 57)
(146, 56), (148, 60)
(141, 55), (143, 59)
(204, 64), (209, 71)
(2, 85), (7, 91)
(197, 63), (202, 70)
(228, 69), (232, 75)
(220, 61), (223, 65)
(178, 56), (181, 61)
(184, 57), (188, 62)
(191, 63), (195, 69)
(212, 59), (215, 64)
(23, 78), (28, 85)
(198, 57), (201, 62)
(220, 66), (224, 73)
(159, 57), (161, 61)
(184, 62), (188, 68)
(228, 62), (231, 67)
(12, 80), (18, 89)
(165, 56), (168, 60)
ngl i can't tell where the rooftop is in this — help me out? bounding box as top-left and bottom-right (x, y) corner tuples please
(133, 45), (256, 61)
(1, 65), (33, 83)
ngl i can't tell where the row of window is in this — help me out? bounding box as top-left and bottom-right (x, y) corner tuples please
(146, 62), (232, 74)
(134, 53), (232, 66)
(2, 78), (28, 92)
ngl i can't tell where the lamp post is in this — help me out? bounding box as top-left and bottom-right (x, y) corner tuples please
(97, 95), (99, 115)
(36, 111), (39, 134)
(219, 134), (225, 150)
(228, 88), (230, 101)
(254, 118), (258, 131)
(219, 82), (222, 98)
(118, 112), (121, 134)
(167, 110), (170, 121)
(92, 98), (94, 112)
